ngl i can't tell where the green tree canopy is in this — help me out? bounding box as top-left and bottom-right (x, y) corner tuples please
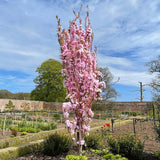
(0, 90), (30, 100)
(30, 59), (66, 102)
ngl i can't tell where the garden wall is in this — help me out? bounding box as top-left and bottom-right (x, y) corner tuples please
(110, 101), (152, 113)
(0, 99), (152, 113)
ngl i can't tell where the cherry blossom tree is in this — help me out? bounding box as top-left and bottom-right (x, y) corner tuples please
(57, 6), (105, 154)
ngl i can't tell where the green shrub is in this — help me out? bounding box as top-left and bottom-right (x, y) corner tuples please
(18, 127), (27, 132)
(154, 124), (160, 140)
(37, 122), (57, 131)
(37, 118), (43, 122)
(18, 121), (27, 128)
(6, 118), (13, 125)
(9, 126), (18, 131)
(66, 155), (87, 160)
(107, 133), (144, 160)
(90, 148), (109, 156)
(26, 117), (32, 121)
(10, 134), (15, 138)
(155, 151), (160, 158)
(44, 132), (73, 156)
(21, 131), (27, 136)
(84, 133), (102, 149)
(120, 111), (143, 117)
(49, 122), (57, 130)
(102, 153), (128, 160)
(27, 127), (37, 133)
(53, 113), (61, 120)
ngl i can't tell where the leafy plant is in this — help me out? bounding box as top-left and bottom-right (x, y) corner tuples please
(107, 133), (144, 160)
(84, 133), (102, 149)
(97, 123), (111, 137)
(44, 132), (73, 156)
(18, 127), (27, 132)
(66, 155), (87, 160)
(102, 153), (128, 160)
(120, 111), (143, 116)
(11, 130), (18, 137)
(155, 151), (160, 158)
(154, 124), (160, 140)
(27, 127), (40, 133)
(53, 113), (61, 120)
(21, 131), (27, 136)
(90, 148), (109, 156)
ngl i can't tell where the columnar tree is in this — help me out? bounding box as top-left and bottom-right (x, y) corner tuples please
(57, 7), (105, 154)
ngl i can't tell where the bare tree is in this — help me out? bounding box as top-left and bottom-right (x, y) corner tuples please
(146, 55), (160, 111)
(99, 67), (118, 100)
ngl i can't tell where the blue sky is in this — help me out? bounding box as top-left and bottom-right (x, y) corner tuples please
(0, 0), (159, 101)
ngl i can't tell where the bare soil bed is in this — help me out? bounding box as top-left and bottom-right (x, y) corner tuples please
(113, 120), (160, 152)
(11, 120), (160, 160)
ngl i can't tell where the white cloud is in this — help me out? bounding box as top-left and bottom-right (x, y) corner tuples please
(109, 67), (153, 87)
(97, 54), (133, 68)
(0, 0), (160, 98)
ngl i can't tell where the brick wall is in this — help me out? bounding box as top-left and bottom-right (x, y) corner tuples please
(110, 101), (153, 113)
(0, 99), (153, 113)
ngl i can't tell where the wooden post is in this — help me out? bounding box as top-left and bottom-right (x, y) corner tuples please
(2, 115), (6, 136)
(153, 104), (156, 126)
(133, 118), (136, 135)
(139, 82), (143, 102)
(140, 119), (142, 131)
(111, 119), (114, 133)
(158, 109), (160, 126)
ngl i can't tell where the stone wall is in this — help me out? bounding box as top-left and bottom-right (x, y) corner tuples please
(0, 99), (62, 112)
(109, 101), (153, 113)
(0, 99), (153, 113)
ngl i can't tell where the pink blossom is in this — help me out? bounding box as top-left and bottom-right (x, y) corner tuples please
(77, 140), (85, 145)
(63, 112), (69, 119)
(62, 102), (71, 112)
(82, 124), (90, 131)
(57, 9), (105, 148)
(88, 108), (94, 117)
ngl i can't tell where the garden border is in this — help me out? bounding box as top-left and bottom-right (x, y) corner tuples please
(0, 119), (134, 160)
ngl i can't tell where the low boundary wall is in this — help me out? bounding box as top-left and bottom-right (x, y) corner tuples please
(0, 99), (153, 113)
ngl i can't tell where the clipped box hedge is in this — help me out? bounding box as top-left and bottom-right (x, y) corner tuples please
(0, 128), (65, 149)
(0, 120), (131, 149)
(0, 139), (45, 160)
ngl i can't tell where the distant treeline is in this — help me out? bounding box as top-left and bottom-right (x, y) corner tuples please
(0, 90), (30, 100)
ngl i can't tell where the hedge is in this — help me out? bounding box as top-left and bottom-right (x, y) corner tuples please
(0, 128), (65, 149)
(0, 139), (45, 160)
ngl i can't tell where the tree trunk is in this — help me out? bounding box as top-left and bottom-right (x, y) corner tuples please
(78, 123), (82, 155)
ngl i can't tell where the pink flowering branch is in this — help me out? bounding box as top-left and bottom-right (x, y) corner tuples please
(57, 6), (105, 154)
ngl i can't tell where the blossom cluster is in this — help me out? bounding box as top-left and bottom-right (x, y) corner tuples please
(57, 10), (105, 146)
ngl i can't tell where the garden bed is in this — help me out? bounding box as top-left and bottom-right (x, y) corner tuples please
(112, 120), (160, 152)
(11, 120), (160, 160)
